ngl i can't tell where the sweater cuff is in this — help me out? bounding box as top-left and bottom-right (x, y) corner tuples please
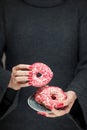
(4, 87), (18, 104)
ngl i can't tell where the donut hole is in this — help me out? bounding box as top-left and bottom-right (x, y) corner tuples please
(37, 73), (42, 77)
(51, 94), (56, 100)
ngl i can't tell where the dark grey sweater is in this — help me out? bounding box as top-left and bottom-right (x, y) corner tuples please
(0, 0), (87, 130)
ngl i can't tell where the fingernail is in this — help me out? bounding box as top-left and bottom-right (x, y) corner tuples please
(56, 103), (64, 108)
(37, 112), (46, 117)
(28, 77), (32, 80)
(42, 113), (47, 117)
(29, 66), (33, 70)
(37, 112), (40, 115)
(49, 106), (53, 110)
(28, 82), (32, 85)
(29, 71), (33, 74)
(47, 105), (53, 110)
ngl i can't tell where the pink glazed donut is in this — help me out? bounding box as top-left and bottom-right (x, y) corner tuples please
(34, 86), (67, 110)
(28, 62), (53, 87)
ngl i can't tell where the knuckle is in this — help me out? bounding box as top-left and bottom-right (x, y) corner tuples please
(11, 73), (14, 78)
(15, 71), (18, 75)
(68, 109), (71, 113)
(13, 71), (17, 76)
(12, 67), (15, 72)
(15, 77), (19, 82)
(17, 64), (22, 68)
(65, 111), (68, 114)
(12, 64), (21, 71)
(65, 110), (70, 114)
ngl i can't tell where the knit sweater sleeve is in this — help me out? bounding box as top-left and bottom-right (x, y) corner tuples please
(67, 1), (87, 124)
(0, 88), (18, 118)
(0, 3), (19, 120)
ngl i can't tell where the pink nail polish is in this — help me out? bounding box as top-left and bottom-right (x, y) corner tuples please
(56, 103), (64, 108)
(29, 66), (33, 70)
(37, 112), (46, 117)
(46, 105), (52, 110)
(41, 113), (46, 117)
(28, 77), (32, 80)
(29, 71), (33, 74)
(37, 112), (41, 115)
(28, 82), (32, 85)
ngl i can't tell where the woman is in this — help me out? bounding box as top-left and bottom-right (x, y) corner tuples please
(0, 0), (87, 130)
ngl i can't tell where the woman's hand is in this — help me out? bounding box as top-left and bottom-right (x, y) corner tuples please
(8, 64), (32, 90)
(37, 91), (77, 118)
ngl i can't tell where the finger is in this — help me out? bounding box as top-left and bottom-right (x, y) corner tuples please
(51, 108), (68, 116)
(63, 102), (74, 114)
(37, 112), (56, 118)
(13, 64), (30, 71)
(62, 100), (70, 107)
(14, 70), (29, 76)
(57, 102), (74, 115)
(46, 113), (57, 118)
(63, 91), (77, 107)
(37, 109), (68, 118)
(62, 95), (72, 107)
(19, 82), (31, 87)
(37, 112), (47, 117)
(37, 110), (67, 118)
(14, 76), (29, 82)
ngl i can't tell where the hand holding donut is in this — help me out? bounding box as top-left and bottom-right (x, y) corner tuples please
(8, 62), (77, 118)
(8, 64), (31, 90)
(37, 90), (77, 118)
(8, 62), (53, 90)
(34, 86), (67, 110)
